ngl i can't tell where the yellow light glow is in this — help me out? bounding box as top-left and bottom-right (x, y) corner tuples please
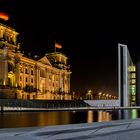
(87, 110), (93, 123)
(3, 80), (6, 86)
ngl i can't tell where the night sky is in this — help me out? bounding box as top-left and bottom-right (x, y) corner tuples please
(1, 1), (140, 97)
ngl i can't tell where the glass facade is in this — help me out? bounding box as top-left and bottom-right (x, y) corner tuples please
(128, 66), (136, 106)
(118, 43), (136, 106)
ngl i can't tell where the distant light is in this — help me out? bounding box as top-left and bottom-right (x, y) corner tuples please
(98, 92), (102, 95)
(0, 12), (9, 21)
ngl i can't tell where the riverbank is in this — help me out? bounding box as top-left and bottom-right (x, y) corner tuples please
(0, 118), (140, 140)
(1, 106), (140, 112)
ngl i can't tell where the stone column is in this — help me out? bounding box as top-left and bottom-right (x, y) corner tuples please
(23, 64), (25, 88)
(0, 47), (8, 85)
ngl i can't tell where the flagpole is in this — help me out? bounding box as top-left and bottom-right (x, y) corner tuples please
(54, 40), (56, 52)
(54, 42), (62, 52)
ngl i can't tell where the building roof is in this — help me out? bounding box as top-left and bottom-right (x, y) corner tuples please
(38, 56), (52, 66)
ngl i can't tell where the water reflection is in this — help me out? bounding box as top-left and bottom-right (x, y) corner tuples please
(87, 110), (112, 123)
(118, 109), (138, 120)
(0, 110), (140, 128)
(0, 112), (73, 128)
(131, 109), (138, 119)
(87, 110), (93, 123)
(98, 111), (112, 122)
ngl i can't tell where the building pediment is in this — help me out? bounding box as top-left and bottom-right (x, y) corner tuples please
(38, 56), (52, 66)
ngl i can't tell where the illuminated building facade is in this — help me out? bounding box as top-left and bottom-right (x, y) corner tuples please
(129, 65), (136, 106)
(136, 62), (140, 105)
(0, 23), (71, 100)
(118, 43), (136, 106)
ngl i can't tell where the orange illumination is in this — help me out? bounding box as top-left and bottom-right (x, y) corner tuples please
(55, 43), (62, 49)
(0, 12), (9, 21)
(3, 80), (6, 86)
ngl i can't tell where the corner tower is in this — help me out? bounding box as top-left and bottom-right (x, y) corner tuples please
(0, 19), (19, 86)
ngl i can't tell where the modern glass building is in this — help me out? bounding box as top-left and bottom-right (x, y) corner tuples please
(118, 43), (136, 106)
(136, 62), (140, 106)
(129, 65), (136, 106)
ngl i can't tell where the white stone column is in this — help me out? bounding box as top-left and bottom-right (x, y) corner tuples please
(37, 68), (40, 90)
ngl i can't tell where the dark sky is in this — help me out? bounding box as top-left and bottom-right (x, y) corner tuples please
(1, 1), (140, 96)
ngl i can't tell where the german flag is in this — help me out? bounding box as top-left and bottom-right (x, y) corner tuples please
(0, 12), (9, 21)
(55, 43), (62, 49)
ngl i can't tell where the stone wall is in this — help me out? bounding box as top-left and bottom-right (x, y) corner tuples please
(84, 100), (120, 107)
(0, 88), (17, 99)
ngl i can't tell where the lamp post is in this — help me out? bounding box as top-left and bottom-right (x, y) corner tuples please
(106, 94), (109, 100)
(103, 93), (105, 100)
(98, 92), (102, 100)
(87, 90), (92, 100)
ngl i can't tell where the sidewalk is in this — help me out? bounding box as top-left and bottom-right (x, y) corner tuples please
(0, 119), (140, 139)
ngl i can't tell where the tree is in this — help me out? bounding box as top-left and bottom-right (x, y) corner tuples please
(23, 85), (34, 93)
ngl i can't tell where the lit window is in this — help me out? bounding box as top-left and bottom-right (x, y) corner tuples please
(132, 96), (136, 101)
(128, 66), (136, 72)
(52, 75), (54, 81)
(131, 79), (136, 84)
(132, 85), (136, 88)
(131, 73), (136, 78)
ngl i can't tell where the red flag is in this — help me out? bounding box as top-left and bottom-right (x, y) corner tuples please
(0, 12), (9, 21)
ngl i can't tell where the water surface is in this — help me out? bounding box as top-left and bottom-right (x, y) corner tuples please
(0, 109), (139, 128)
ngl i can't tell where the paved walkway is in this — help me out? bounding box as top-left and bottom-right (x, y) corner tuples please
(1, 119), (140, 139)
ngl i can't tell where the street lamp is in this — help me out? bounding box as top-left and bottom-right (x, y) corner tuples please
(87, 90), (92, 100)
(98, 92), (102, 100)
(103, 93), (105, 99)
(106, 94), (109, 99)
(109, 94), (111, 99)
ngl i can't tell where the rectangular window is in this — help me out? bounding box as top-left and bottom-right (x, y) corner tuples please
(128, 66), (136, 72)
(31, 70), (33, 75)
(49, 75), (52, 80)
(25, 68), (28, 74)
(20, 67), (23, 73)
(20, 76), (22, 81)
(26, 77), (28, 82)
(56, 77), (58, 81)
(31, 78), (33, 83)
(131, 73), (136, 78)
(131, 79), (136, 84)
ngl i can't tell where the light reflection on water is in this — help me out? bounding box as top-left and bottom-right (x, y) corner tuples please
(97, 111), (112, 122)
(0, 109), (140, 128)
